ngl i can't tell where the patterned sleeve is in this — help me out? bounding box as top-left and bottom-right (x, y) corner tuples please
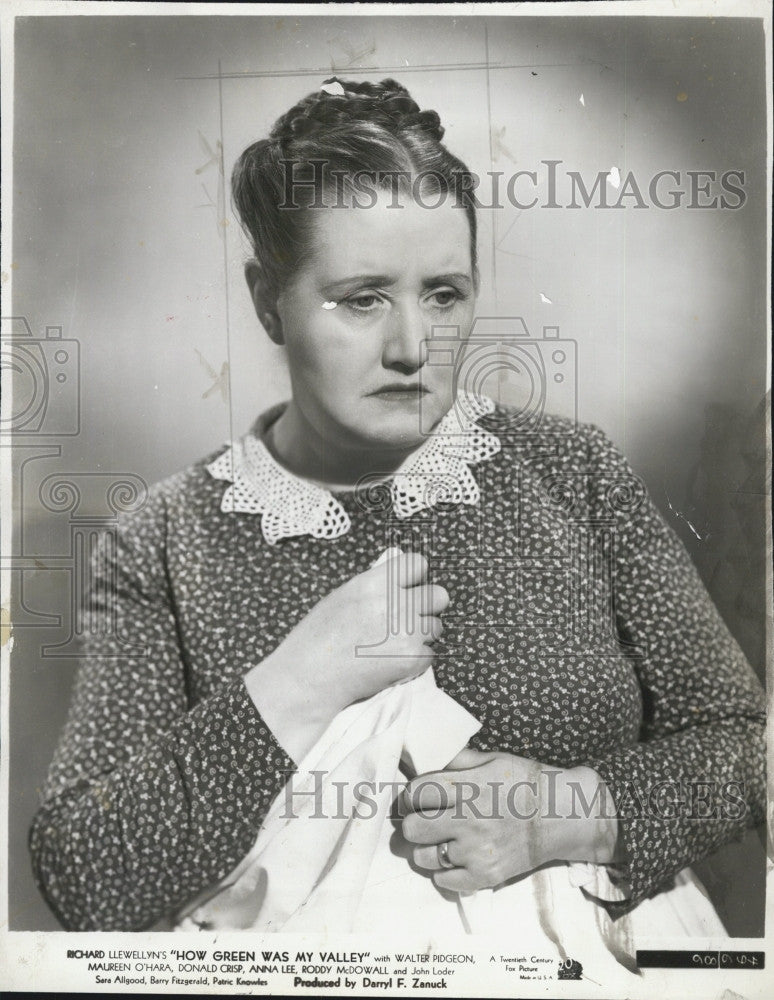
(578, 424), (766, 913)
(28, 485), (295, 931)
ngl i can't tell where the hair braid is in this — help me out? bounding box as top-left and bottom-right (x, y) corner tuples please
(270, 78), (445, 145)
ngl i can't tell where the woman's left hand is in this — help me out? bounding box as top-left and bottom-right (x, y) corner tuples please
(401, 747), (621, 893)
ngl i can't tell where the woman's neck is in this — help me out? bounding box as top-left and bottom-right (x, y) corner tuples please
(264, 401), (421, 490)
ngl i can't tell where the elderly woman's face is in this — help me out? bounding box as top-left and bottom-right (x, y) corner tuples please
(274, 189), (476, 458)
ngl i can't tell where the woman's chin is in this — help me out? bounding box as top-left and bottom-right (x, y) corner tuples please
(357, 429), (429, 456)
(353, 406), (443, 451)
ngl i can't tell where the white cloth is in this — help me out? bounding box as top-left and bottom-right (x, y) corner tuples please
(174, 670), (724, 972)
(174, 668), (481, 933)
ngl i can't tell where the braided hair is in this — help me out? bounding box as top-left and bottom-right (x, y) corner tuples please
(232, 78), (477, 299)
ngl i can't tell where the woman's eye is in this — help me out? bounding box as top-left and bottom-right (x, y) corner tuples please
(340, 288), (463, 313)
(428, 288), (461, 308)
(345, 293), (383, 312)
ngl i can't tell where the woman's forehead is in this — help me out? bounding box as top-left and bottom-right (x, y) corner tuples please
(305, 196), (473, 280)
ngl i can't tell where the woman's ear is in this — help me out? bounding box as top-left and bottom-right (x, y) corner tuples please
(245, 261), (285, 345)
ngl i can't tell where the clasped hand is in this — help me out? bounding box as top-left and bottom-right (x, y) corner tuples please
(401, 748), (621, 893)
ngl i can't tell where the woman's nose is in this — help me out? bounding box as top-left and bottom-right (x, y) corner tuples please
(382, 303), (428, 373)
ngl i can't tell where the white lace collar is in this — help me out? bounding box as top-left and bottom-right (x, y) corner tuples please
(206, 391), (501, 546)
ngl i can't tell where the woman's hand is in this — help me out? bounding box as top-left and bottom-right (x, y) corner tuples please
(245, 548), (448, 762)
(402, 748), (622, 893)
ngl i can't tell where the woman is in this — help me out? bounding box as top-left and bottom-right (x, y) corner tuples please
(30, 79), (765, 948)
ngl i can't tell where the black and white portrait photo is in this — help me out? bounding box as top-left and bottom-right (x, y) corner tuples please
(1, 2), (771, 997)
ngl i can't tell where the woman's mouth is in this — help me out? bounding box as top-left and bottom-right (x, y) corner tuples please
(369, 384), (430, 401)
